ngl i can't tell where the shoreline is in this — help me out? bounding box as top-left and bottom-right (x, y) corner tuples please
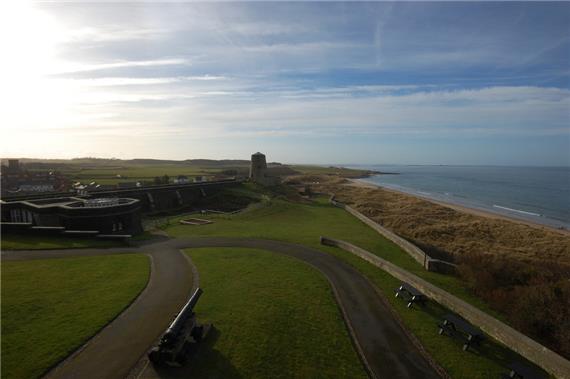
(347, 178), (569, 236)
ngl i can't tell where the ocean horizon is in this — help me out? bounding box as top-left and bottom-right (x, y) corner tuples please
(347, 164), (570, 229)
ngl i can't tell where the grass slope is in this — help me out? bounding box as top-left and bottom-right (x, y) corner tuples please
(1, 234), (120, 250)
(164, 195), (546, 378)
(185, 247), (367, 379)
(291, 165), (376, 178)
(1, 254), (150, 379)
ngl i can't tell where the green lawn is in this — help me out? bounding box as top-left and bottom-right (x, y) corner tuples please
(185, 247), (367, 379)
(165, 195), (494, 316)
(1, 254), (150, 379)
(164, 194), (546, 378)
(1, 233), (121, 250)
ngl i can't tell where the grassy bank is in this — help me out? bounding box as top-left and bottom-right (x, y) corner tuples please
(185, 247), (367, 378)
(1, 254), (150, 379)
(163, 194), (546, 378)
(291, 165), (377, 178)
(1, 233), (121, 250)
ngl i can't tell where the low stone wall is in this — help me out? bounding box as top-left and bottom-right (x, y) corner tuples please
(320, 236), (570, 379)
(1, 222), (33, 234)
(426, 258), (457, 274)
(329, 195), (456, 273)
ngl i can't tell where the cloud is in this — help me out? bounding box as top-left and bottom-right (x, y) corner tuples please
(66, 75), (227, 87)
(67, 26), (169, 43)
(2, 2), (569, 164)
(26, 84), (563, 139)
(50, 58), (191, 75)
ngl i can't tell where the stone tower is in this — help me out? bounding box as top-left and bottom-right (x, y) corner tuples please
(249, 152), (267, 183)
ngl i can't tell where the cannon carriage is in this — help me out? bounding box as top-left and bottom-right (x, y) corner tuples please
(148, 288), (211, 367)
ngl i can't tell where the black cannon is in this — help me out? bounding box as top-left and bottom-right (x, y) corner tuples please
(148, 288), (211, 367)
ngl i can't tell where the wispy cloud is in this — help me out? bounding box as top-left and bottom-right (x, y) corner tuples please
(66, 75), (227, 87)
(50, 58), (191, 75)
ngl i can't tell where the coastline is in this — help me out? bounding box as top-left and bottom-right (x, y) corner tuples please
(347, 178), (570, 236)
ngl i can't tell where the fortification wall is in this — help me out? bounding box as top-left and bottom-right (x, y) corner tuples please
(330, 195), (456, 273)
(91, 181), (237, 214)
(320, 236), (570, 379)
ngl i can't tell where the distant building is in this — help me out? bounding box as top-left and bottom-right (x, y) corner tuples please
(8, 159), (20, 173)
(1, 159), (71, 196)
(117, 182), (139, 189)
(19, 182), (55, 193)
(89, 184), (116, 192)
(194, 176), (206, 183)
(249, 152), (280, 186)
(174, 175), (190, 184)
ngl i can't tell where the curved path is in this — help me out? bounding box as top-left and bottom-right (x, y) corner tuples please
(3, 237), (440, 379)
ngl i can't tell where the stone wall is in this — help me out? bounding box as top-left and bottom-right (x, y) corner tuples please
(330, 195), (456, 273)
(320, 236), (570, 379)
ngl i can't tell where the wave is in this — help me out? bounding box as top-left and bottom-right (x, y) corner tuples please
(492, 205), (541, 217)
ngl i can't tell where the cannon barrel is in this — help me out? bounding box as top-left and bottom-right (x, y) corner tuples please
(163, 288), (203, 342)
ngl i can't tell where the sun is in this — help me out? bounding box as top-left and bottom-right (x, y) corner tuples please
(0, 1), (81, 157)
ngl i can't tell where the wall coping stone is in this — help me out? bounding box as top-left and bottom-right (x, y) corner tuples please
(329, 195), (456, 272)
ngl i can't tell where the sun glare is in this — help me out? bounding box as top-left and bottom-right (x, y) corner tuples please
(0, 1), (81, 156)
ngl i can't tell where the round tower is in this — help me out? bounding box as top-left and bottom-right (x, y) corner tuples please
(249, 152), (267, 182)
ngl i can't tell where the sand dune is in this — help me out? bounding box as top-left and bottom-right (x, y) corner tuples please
(302, 175), (570, 266)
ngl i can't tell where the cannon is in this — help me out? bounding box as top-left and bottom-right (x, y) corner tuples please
(148, 288), (211, 367)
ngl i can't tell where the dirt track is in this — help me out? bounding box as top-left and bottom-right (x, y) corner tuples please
(3, 238), (440, 379)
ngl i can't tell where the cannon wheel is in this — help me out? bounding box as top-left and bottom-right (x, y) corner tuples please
(191, 325), (204, 342)
(148, 348), (161, 364)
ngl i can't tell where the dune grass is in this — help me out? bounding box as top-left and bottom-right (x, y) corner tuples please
(164, 193), (547, 378)
(185, 247), (367, 379)
(1, 254), (150, 379)
(291, 164), (375, 178)
(1, 233), (120, 250)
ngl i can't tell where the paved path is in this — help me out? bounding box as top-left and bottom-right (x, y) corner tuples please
(3, 238), (440, 379)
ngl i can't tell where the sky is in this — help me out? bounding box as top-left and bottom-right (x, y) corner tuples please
(0, 1), (569, 165)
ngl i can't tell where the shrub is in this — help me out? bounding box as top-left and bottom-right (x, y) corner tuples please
(457, 253), (570, 358)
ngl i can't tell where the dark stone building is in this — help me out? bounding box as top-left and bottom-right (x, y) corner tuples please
(1, 197), (143, 235)
(1, 179), (241, 237)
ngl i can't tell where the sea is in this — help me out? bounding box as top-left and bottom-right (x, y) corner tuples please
(349, 165), (570, 229)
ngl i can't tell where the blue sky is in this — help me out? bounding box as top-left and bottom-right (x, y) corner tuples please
(1, 1), (569, 165)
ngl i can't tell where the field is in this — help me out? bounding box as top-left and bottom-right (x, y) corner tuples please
(185, 247), (367, 378)
(163, 193), (545, 378)
(20, 159), (244, 186)
(1, 254), (150, 379)
(63, 165), (218, 185)
(14, 157), (376, 186)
